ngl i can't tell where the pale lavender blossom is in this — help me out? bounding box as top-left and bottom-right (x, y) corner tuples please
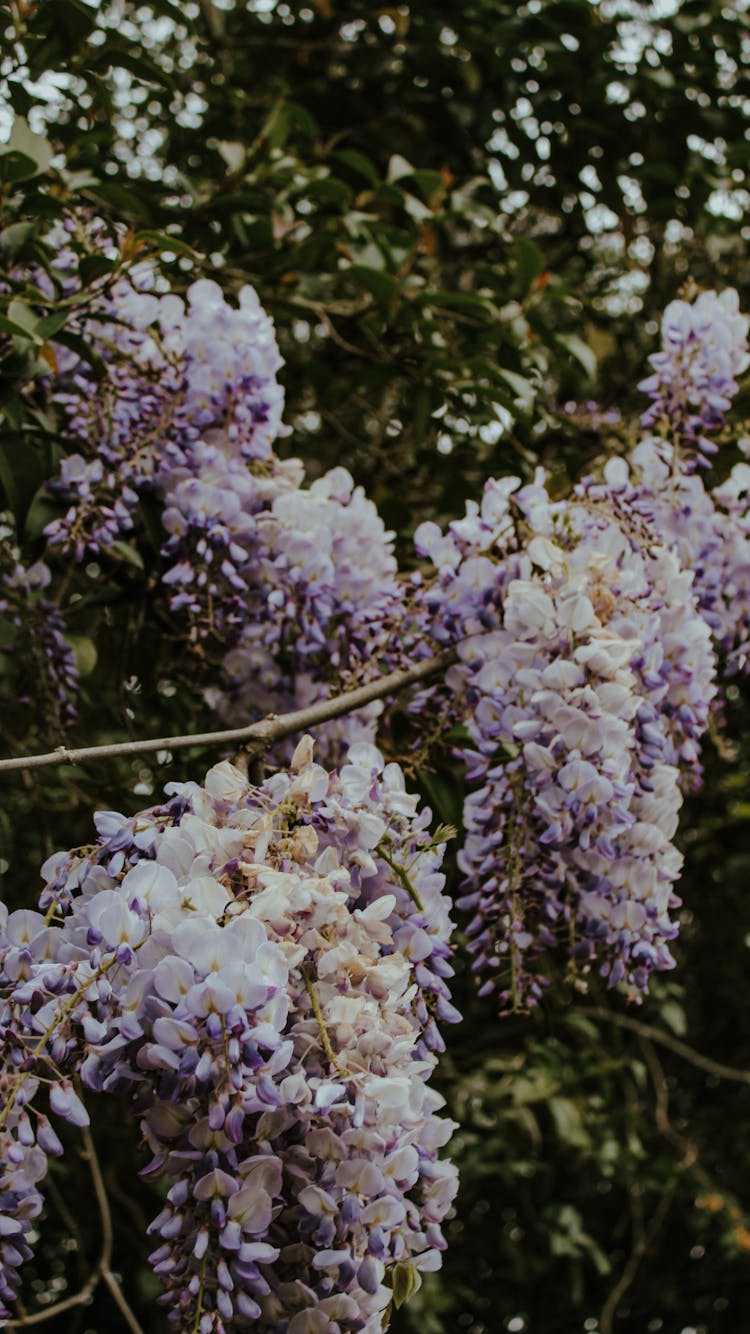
(0, 742), (458, 1328)
(639, 288), (749, 461)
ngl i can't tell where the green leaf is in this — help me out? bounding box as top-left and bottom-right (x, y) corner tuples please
(333, 149), (379, 184)
(24, 489), (63, 542)
(403, 193), (433, 223)
(422, 290), (497, 319)
(0, 151), (39, 184)
(345, 265), (399, 305)
(514, 236), (546, 290)
(0, 118), (54, 179)
(558, 333), (598, 380)
(264, 103), (292, 151)
(369, 182), (405, 212)
(79, 254), (116, 285)
(387, 154), (414, 183)
(66, 635), (98, 678)
(299, 177), (352, 210)
(660, 1000), (688, 1037)
(412, 168), (446, 199)
(4, 300), (42, 344)
(49, 0), (98, 45)
(65, 634), (96, 677)
(498, 367), (535, 403)
(216, 141), (246, 174)
(512, 1073), (561, 1105)
(134, 230), (200, 259)
(35, 309), (72, 339)
(86, 181), (152, 220)
(0, 436), (47, 526)
(390, 1261), (422, 1309)
(111, 540), (145, 571)
(0, 313), (38, 341)
(549, 1096), (590, 1149)
(0, 222), (38, 257)
(419, 770), (464, 831)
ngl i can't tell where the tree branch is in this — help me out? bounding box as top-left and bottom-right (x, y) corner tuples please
(599, 1181), (675, 1334)
(0, 650), (456, 774)
(6, 1125), (144, 1332)
(583, 1005), (750, 1086)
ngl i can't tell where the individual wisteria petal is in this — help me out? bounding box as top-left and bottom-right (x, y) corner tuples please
(0, 743), (458, 1328)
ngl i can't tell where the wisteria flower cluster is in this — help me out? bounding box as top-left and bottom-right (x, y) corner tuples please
(0, 739), (458, 1328)
(210, 465), (406, 746)
(41, 263), (405, 749)
(8, 256), (750, 1012)
(607, 439), (750, 674)
(416, 467), (716, 1010)
(48, 272), (288, 569)
(412, 283), (750, 1011)
(639, 287), (750, 461)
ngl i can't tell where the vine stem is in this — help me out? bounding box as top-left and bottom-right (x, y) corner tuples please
(582, 1005), (750, 1086)
(6, 1123), (144, 1333)
(0, 649), (457, 775)
(301, 965), (348, 1077)
(377, 843), (425, 912)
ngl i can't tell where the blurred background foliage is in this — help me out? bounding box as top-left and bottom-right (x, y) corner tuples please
(1, 1), (750, 1330)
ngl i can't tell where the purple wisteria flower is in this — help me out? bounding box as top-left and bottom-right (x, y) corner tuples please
(639, 288), (749, 462)
(415, 466), (717, 1011)
(47, 269), (288, 565)
(607, 441), (750, 677)
(0, 741), (458, 1329)
(209, 468), (407, 756)
(43, 255), (406, 757)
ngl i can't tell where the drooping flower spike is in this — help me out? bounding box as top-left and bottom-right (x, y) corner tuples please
(1, 740), (458, 1328)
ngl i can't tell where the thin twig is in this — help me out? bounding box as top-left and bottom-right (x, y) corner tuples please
(198, 0), (225, 42)
(598, 1038), (680, 1334)
(581, 1005), (750, 1086)
(639, 1038), (697, 1168)
(642, 1038), (746, 1223)
(0, 650), (456, 774)
(599, 1183), (675, 1334)
(599, 1035), (705, 1332)
(82, 1125), (144, 1334)
(6, 1125), (144, 1332)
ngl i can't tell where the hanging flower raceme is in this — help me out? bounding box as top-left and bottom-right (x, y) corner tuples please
(0, 740), (458, 1330)
(0, 517), (78, 730)
(588, 441), (750, 679)
(416, 467), (717, 1012)
(210, 467), (407, 754)
(47, 271), (290, 569)
(639, 287), (749, 463)
(43, 255), (406, 753)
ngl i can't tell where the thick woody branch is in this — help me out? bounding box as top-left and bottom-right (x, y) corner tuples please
(0, 650), (457, 775)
